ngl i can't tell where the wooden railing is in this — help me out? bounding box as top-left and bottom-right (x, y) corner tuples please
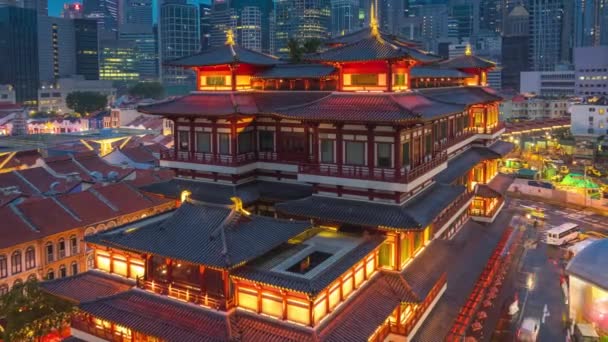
(299, 152), (448, 184)
(161, 150), (257, 166)
(475, 122), (505, 135)
(136, 276), (232, 310)
(441, 129), (477, 150)
(434, 190), (476, 231)
(72, 316), (132, 342)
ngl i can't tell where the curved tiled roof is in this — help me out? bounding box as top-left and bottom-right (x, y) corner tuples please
(88, 201), (312, 269)
(566, 239), (608, 289)
(325, 27), (417, 47)
(138, 88), (492, 123)
(439, 54), (496, 70)
(306, 36), (441, 63)
(40, 271), (134, 303)
(165, 44), (281, 67)
(253, 63), (336, 79)
(411, 66), (470, 78)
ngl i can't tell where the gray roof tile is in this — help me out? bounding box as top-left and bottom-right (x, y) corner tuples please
(165, 45), (280, 67)
(253, 64), (336, 79)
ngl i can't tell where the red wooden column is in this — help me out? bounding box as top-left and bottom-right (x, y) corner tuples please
(405, 62), (411, 90)
(230, 117), (237, 161)
(189, 118), (195, 160)
(166, 258), (173, 283)
(387, 61), (393, 92)
(394, 128), (402, 178)
(172, 118), (178, 157)
(367, 125), (375, 176)
(312, 122), (320, 163)
(210, 119), (218, 160)
(394, 233), (401, 270)
(199, 265), (206, 294)
(304, 124), (310, 161)
(195, 68), (201, 90)
(275, 118), (281, 159)
(230, 64), (237, 91)
(336, 123), (344, 173)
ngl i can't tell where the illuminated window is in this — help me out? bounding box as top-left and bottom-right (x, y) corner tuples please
(350, 74), (378, 86)
(205, 76), (226, 86)
(286, 299), (310, 325)
(261, 293), (283, 318)
(58, 239), (66, 258)
(11, 251), (22, 274)
(25, 247), (35, 270)
(379, 242), (394, 268)
(394, 74), (407, 86)
(237, 288), (258, 312)
(70, 235), (78, 255)
(45, 243), (54, 263)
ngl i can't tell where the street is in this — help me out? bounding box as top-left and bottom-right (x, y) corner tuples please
(490, 197), (608, 342)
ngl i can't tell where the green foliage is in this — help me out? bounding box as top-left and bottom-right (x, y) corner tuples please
(287, 38), (322, 62)
(65, 91), (108, 116)
(128, 82), (165, 99)
(0, 278), (74, 342)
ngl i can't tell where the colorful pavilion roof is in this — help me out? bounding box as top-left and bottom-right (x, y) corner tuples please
(439, 53), (496, 70)
(165, 44), (281, 67)
(138, 88), (496, 123)
(253, 63), (336, 79)
(275, 183), (465, 230)
(78, 290), (231, 342)
(40, 271), (134, 304)
(87, 201), (312, 269)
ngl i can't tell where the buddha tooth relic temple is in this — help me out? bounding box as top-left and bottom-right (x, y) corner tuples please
(40, 15), (515, 342)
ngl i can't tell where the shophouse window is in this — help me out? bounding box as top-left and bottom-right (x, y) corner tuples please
(25, 247), (35, 270)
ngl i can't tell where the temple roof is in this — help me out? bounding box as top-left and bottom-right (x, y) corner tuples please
(231, 233), (385, 296)
(138, 88), (496, 123)
(306, 34), (441, 63)
(140, 178), (312, 205)
(253, 64), (336, 79)
(40, 270), (134, 304)
(411, 66), (470, 78)
(325, 27), (417, 48)
(435, 146), (502, 185)
(87, 201), (312, 269)
(79, 290), (231, 342)
(275, 183), (465, 230)
(439, 54), (496, 70)
(165, 44), (281, 67)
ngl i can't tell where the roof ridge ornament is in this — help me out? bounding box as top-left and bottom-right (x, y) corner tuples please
(225, 29), (235, 46)
(230, 196), (250, 216)
(370, 3), (379, 38)
(465, 43), (472, 56)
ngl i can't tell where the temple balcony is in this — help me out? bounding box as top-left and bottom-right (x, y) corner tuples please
(135, 276), (233, 311)
(441, 128), (478, 155)
(297, 152), (448, 193)
(474, 122), (505, 140)
(432, 190), (476, 239)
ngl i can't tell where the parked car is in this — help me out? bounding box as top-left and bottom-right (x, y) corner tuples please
(517, 317), (540, 342)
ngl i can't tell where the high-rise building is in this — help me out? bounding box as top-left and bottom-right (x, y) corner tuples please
(0, 0), (46, 15)
(0, 6), (39, 105)
(209, 0), (271, 53)
(501, 5), (530, 90)
(119, 24), (158, 80)
(450, 1), (479, 40)
(528, 0), (566, 71)
(479, 0), (502, 33)
(272, 0), (331, 56)
(121, 0), (152, 26)
(159, 0), (200, 92)
(74, 18), (100, 80)
(331, 0), (359, 35)
(83, 0), (119, 39)
(38, 16), (77, 82)
(574, 46), (608, 96)
(99, 39), (139, 81)
(200, 3), (211, 50)
(574, 0), (608, 47)
(62, 2), (83, 18)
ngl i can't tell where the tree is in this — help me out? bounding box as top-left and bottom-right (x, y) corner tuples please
(302, 38), (321, 54)
(0, 278), (74, 341)
(287, 38), (303, 62)
(128, 82), (165, 99)
(65, 91), (108, 116)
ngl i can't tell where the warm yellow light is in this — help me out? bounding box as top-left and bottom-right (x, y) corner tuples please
(370, 3), (379, 37)
(180, 190), (191, 203)
(465, 43), (472, 56)
(231, 196), (251, 216)
(225, 29), (235, 46)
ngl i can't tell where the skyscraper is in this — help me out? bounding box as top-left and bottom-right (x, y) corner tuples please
(501, 5), (530, 90)
(83, 0), (119, 39)
(330, 0), (359, 35)
(528, 0), (570, 70)
(74, 18), (100, 80)
(200, 3), (211, 50)
(0, 0), (46, 15)
(121, 0), (152, 26)
(159, 0), (200, 92)
(99, 39), (139, 81)
(119, 24), (158, 80)
(38, 16), (77, 82)
(574, 0), (608, 46)
(62, 2), (84, 18)
(272, 0), (331, 56)
(0, 6), (39, 105)
(209, 0), (271, 53)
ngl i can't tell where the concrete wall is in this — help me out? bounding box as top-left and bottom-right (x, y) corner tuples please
(508, 178), (608, 209)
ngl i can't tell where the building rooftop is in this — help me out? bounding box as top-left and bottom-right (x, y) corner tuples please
(566, 238), (608, 290)
(253, 64), (336, 79)
(276, 183), (465, 230)
(439, 53), (496, 70)
(40, 270), (134, 304)
(232, 231), (385, 295)
(166, 44), (281, 68)
(87, 201), (312, 269)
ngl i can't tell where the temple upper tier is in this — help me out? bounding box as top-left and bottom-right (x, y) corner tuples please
(163, 24), (495, 92)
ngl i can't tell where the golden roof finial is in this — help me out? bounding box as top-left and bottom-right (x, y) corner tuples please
(465, 43), (472, 56)
(370, 3), (379, 37)
(230, 197), (251, 216)
(225, 29), (235, 46)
